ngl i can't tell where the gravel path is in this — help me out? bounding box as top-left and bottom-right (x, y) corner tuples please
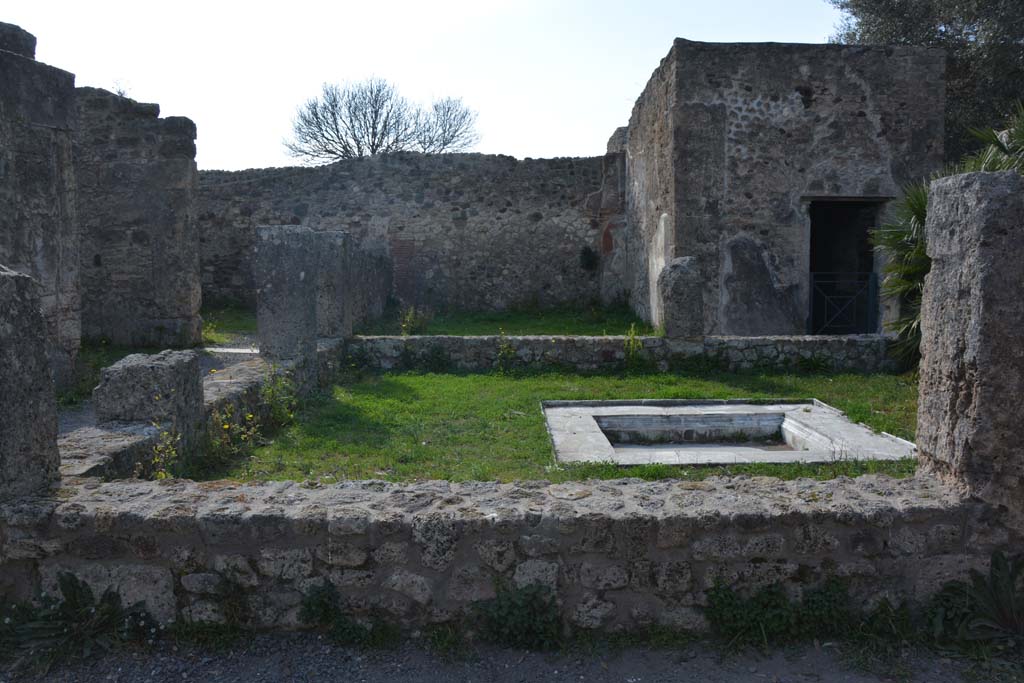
(15, 634), (977, 683)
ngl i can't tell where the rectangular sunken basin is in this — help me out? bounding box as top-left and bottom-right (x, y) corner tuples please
(542, 399), (915, 466)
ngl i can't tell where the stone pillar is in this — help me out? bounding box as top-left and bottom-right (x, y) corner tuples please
(656, 257), (703, 338)
(255, 226), (319, 392)
(917, 171), (1024, 525)
(0, 265), (60, 500)
(317, 230), (352, 339)
(0, 24), (80, 389)
(93, 350), (204, 458)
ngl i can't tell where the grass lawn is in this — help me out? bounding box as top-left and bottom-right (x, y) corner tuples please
(357, 305), (658, 336)
(211, 369), (919, 484)
(202, 303), (258, 345)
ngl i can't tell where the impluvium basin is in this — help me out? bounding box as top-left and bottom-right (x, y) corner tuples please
(542, 399), (915, 466)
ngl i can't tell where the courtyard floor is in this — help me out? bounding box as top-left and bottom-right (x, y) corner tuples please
(203, 369), (918, 483)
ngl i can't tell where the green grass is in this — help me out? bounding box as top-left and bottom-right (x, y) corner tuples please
(202, 303), (257, 345)
(357, 304), (657, 336)
(208, 369), (919, 483)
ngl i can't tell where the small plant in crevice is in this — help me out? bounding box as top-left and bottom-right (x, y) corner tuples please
(400, 305), (432, 336)
(495, 328), (517, 374)
(135, 424), (181, 480)
(0, 573), (157, 674)
(475, 583), (561, 650)
(298, 582), (400, 648)
(260, 368), (298, 429)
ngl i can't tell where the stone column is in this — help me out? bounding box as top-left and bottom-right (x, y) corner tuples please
(917, 171), (1024, 525)
(0, 265), (60, 500)
(255, 226), (319, 392)
(317, 230), (352, 339)
(656, 257), (704, 338)
(92, 350), (204, 459)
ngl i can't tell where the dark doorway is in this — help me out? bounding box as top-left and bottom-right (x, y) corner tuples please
(807, 200), (882, 334)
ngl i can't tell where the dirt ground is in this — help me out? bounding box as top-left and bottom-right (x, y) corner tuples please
(12, 633), (1007, 683)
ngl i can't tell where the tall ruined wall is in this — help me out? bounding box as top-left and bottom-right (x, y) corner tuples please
(73, 87), (202, 346)
(0, 23), (80, 387)
(622, 47), (679, 325)
(624, 40), (945, 334)
(197, 153), (625, 311)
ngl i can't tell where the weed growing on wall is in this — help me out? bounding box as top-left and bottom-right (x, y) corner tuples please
(476, 583), (561, 650)
(207, 404), (261, 463)
(0, 573), (157, 674)
(496, 328), (517, 374)
(137, 425), (180, 480)
(298, 582), (400, 648)
(928, 550), (1024, 656)
(623, 322), (648, 372)
(400, 306), (432, 336)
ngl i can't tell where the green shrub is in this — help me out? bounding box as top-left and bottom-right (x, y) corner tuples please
(873, 103), (1024, 364)
(476, 584), (561, 650)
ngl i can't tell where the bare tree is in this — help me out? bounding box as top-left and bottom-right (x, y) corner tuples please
(286, 79), (479, 163)
(415, 97), (479, 154)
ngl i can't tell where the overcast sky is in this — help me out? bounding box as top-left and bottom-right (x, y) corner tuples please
(7, 0), (844, 170)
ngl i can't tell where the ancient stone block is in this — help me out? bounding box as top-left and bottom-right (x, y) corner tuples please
(92, 350), (203, 456)
(317, 230), (352, 338)
(917, 171), (1024, 525)
(656, 257), (703, 337)
(0, 35), (80, 388)
(255, 226), (320, 391)
(74, 87), (201, 347)
(0, 265), (60, 500)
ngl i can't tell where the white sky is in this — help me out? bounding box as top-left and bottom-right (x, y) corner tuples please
(6, 0), (844, 170)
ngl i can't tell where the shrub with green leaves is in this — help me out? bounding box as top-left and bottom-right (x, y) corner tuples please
(476, 583), (561, 650)
(873, 103), (1024, 363)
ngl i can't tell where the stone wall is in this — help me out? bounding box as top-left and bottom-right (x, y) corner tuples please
(196, 153), (624, 311)
(0, 475), (1011, 630)
(0, 23), (80, 387)
(0, 265), (60, 500)
(917, 172), (1024, 529)
(344, 333), (895, 373)
(73, 87), (201, 346)
(623, 40), (946, 334)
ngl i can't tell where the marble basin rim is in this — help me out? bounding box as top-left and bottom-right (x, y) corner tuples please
(541, 398), (916, 466)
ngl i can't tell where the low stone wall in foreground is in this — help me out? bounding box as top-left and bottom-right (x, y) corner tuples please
(0, 474), (1008, 630)
(345, 334), (896, 373)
